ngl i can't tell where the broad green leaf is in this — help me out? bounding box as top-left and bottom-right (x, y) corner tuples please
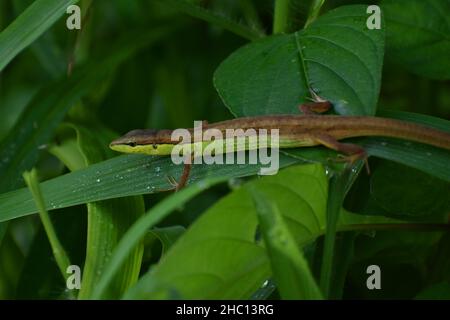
(250, 188), (323, 299)
(0, 154), (301, 223)
(124, 164), (403, 299)
(382, 0), (450, 80)
(214, 5), (384, 116)
(0, 0), (79, 72)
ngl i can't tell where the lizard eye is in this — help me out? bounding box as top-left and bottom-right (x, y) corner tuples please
(128, 142), (137, 147)
(152, 144), (158, 149)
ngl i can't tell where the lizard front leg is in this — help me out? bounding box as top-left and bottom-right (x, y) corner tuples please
(166, 153), (194, 192)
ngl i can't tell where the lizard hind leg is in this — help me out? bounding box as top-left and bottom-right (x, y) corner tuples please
(163, 152), (194, 192)
(164, 161), (192, 192)
(312, 134), (370, 174)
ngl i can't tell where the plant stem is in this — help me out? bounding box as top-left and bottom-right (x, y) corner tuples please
(23, 169), (71, 281)
(319, 165), (354, 298)
(273, 0), (290, 34)
(305, 0), (325, 28)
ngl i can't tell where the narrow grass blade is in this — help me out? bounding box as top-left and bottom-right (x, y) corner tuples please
(22, 169), (71, 282)
(250, 187), (323, 299)
(92, 176), (227, 299)
(0, 0), (79, 72)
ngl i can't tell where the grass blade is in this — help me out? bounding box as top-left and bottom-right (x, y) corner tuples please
(250, 187), (323, 299)
(0, 154), (300, 223)
(92, 176), (227, 299)
(22, 169), (71, 282)
(0, 0), (79, 72)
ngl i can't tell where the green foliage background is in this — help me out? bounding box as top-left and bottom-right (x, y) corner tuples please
(0, 0), (449, 300)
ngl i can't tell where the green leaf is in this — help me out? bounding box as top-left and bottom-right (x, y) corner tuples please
(0, 0), (79, 72)
(250, 187), (323, 299)
(382, 0), (450, 80)
(124, 164), (402, 299)
(214, 5), (384, 116)
(0, 154), (300, 223)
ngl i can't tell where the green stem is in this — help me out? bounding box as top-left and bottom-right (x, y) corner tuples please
(23, 169), (71, 281)
(319, 165), (354, 298)
(273, 0), (290, 34)
(305, 0), (325, 28)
